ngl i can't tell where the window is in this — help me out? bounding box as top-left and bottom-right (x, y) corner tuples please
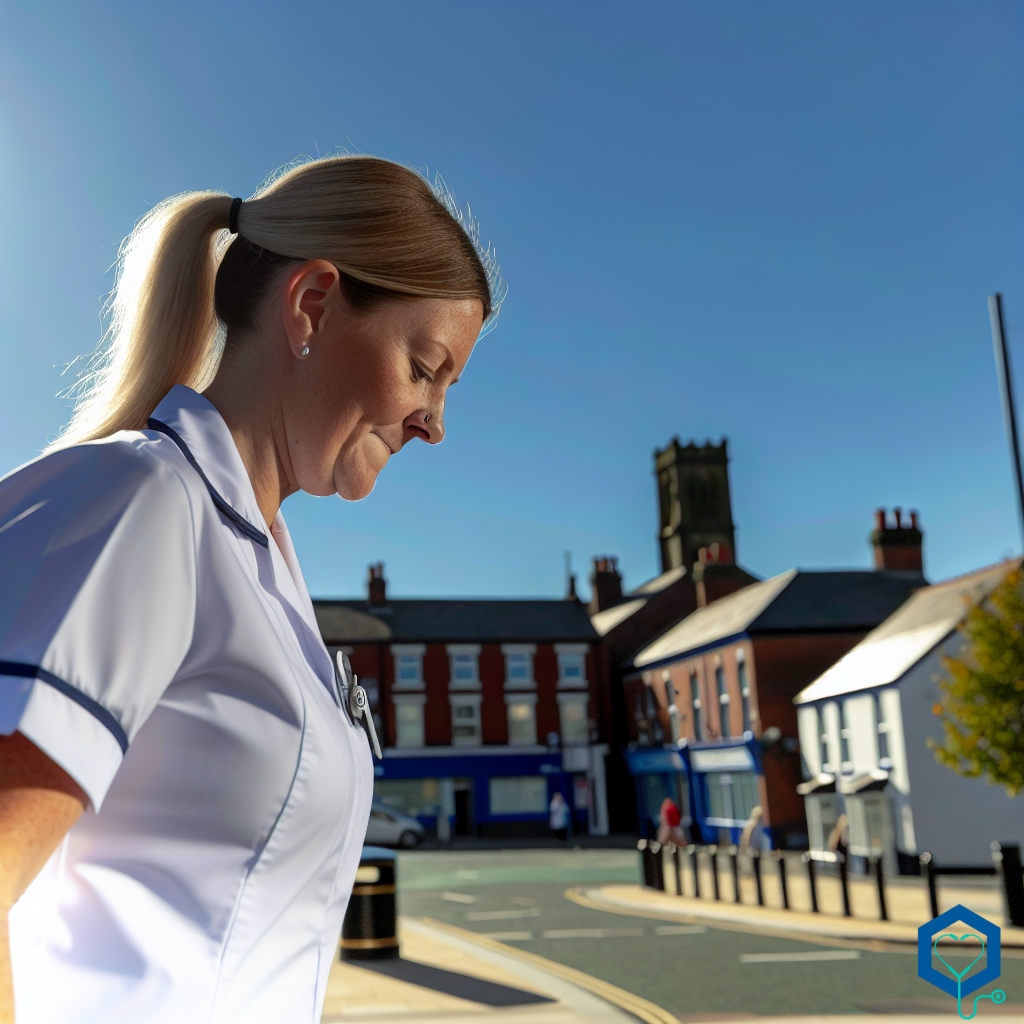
(706, 771), (760, 824)
(391, 645), (425, 691)
(502, 644), (536, 690)
(690, 672), (703, 740)
(489, 776), (548, 815)
(558, 694), (589, 745)
(555, 644), (589, 689)
(738, 659), (751, 733)
(447, 644), (481, 690)
(840, 702), (852, 771)
(716, 665), (730, 739)
(645, 685), (664, 744)
(875, 693), (890, 766)
(450, 694), (482, 746)
(394, 696), (425, 747)
(506, 695), (538, 745)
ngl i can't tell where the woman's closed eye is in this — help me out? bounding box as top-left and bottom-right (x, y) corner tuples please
(409, 359), (435, 384)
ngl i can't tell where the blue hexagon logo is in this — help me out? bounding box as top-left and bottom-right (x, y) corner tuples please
(918, 904), (1001, 998)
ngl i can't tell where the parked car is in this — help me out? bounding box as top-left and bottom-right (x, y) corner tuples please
(364, 799), (425, 848)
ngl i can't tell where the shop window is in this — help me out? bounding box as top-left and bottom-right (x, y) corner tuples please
(489, 776), (548, 815)
(558, 695), (589, 745)
(706, 770), (759, 824)
(716, 666), (730, 739)
(394, 698), (425, 747)
(506, 698), (538, 745)
(374, 778), (440, 819)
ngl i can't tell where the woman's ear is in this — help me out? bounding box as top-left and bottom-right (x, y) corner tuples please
(282, 260), (342, 358)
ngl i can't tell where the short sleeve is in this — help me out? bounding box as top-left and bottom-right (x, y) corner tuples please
(0, 438), (197, 809)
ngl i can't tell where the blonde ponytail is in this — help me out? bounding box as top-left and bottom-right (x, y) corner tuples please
(51, 156), (502, 451)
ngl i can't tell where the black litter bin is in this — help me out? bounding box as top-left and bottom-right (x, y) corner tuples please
(340, 846), (399, 961)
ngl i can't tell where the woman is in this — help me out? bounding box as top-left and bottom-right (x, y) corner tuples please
(0, 156), (503, 1023)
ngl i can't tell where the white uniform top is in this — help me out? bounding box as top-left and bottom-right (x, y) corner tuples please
(0, 385), (373, 1024)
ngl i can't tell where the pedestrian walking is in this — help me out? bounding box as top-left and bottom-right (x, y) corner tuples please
(0, 156), (503, 1024)
(657, 796), (688, 846)
(549, 792), (570, 841)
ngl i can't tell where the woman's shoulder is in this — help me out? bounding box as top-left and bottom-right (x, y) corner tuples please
(0, 431), (198, 542)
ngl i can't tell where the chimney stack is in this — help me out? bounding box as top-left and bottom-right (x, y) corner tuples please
(588, 556), (623, 615)
(367, 562), (387, 606)
(870, 509), (923, 572)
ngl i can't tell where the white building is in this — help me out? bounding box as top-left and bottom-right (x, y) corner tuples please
(794, 560), (1023, 872)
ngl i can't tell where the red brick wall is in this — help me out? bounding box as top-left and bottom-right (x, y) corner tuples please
(534, 644), (560, 742)
(480, 644), (508, 743)
(423, 644), (451, 745)
(751, 632), (867, 837)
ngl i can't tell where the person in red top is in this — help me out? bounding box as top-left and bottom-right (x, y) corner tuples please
(657, 796), (688, 846)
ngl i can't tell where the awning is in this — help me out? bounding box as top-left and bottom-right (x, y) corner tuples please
(624, 747), (686, 776)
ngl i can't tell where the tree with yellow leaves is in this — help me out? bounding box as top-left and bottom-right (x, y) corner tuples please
(931, 565), (1024, 797)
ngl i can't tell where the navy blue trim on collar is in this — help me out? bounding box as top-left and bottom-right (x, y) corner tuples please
(0, 661), (129, 754)
(147, 418), (269, 548)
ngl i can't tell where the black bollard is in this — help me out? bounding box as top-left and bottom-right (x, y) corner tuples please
(920, 852), (938, 919)
(671, 844), (683, 896)
(730, 846), (741, 904)
(752, 850), (764, 906)
(874, 855), (888, 922)
(710, 844), (721, 900)
(778, 853), (789, 910)
(341, 846), (399, 960)
(688, 845), (701, 899)
(803, 852), (819, 913)
(992, 842), (1024, 928)
(838, 852), (852, 918)
(650, 841), (666, 891)
(638, 839), (655, 888)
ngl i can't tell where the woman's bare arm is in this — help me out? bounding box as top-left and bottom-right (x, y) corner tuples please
(0, 733), (87, 1024)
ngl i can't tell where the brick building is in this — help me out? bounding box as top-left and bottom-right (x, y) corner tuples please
(588, 438), (758, 831)
(313, 567), (609, 838)
(621, 510), (928, 848)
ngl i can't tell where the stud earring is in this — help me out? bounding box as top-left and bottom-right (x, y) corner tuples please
(300, 346), (310, 357)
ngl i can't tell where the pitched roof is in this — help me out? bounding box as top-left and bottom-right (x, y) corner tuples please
(313, 598), (598, 645)
(794, 560), (1018, 704)
(632, 568), (927, 670)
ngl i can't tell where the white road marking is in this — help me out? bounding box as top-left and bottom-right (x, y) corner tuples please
(542, 928), (645, 939)
(740, 950), (861, 963)
(466, 908), (541, 921)
(456, 870), (480, 879)
(655, 925), (708, 935)
(441, 891), (479, 904)
(481, 931), (533, 941)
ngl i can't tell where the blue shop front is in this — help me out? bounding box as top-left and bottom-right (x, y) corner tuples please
(372, 747), (593, 837)
(626, 736), (766, 846)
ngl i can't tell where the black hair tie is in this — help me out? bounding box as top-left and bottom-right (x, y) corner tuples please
(228, 197), (242, 235)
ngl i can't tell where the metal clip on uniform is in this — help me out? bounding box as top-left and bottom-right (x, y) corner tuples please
(336, 652), (382, 759)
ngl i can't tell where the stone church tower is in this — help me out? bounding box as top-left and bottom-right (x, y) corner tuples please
(654, 438), (737, 573)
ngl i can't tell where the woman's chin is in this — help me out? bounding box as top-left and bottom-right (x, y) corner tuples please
(334, 467), (378, 502)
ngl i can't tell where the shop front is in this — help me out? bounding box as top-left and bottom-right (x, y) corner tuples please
(684, 738), (766, 846)
(623, 746), (690, 839)
(373, 746), (600, 838)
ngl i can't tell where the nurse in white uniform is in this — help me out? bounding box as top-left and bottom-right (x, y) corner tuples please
(0, 156), (502, 1023)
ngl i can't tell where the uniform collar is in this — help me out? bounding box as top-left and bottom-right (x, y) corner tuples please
(149, 385), (269, 547)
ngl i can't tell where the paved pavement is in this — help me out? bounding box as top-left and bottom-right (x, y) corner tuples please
(388, 849), (1024, 1020)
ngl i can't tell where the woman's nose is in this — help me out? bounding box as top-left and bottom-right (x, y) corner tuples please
(404, 407), (444, 444)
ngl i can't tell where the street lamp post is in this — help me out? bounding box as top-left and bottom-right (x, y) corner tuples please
(989, 294), (1024, 548)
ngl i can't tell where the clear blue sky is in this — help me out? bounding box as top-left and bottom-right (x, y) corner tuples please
(2, 1), (1022, 600)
